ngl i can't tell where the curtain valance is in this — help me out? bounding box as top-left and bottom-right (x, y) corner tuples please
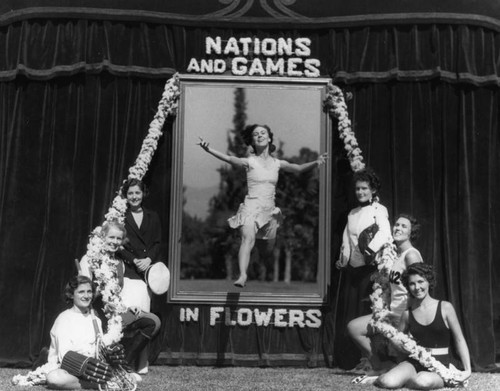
(1, 20), (500, 86)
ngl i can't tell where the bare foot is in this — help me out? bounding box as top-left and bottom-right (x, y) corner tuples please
(351, 375), (378, 384)
(234, 276), (247, 288)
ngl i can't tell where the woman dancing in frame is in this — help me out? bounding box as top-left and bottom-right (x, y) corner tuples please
(198, 124), (327, 288)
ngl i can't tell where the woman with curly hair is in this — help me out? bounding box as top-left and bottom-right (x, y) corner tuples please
(334, 168), (392, 370)
(375, 263), (471, 389)
(45, 275), (114, 389)
(348, 214), (423, 380)
(198, 124), (327, 287)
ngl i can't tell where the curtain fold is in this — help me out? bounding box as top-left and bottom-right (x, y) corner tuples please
(1, 21), (500, 85)
(0, 75), (172, 366)
(331, 81), (499, 369)
(155, 306), (329, 367)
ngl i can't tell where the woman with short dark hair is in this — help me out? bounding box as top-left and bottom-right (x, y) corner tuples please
(334, 168), (392, 371)
(46, 275), (111, 389)
(347, 214), (423, 380)
(375, 263), (471, 389)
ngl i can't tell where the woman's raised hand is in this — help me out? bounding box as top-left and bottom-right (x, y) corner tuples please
(197, 137), (210, 151)
(317, 152), (328, 167)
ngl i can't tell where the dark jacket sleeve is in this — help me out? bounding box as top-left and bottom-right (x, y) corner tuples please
(146, 210), (162, 263)
(117, 208), (162, 264)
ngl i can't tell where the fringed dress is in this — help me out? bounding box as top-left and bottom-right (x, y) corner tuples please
(228, 156), (283, 239)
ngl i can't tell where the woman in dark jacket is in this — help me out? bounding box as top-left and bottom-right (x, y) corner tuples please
(116, 178), (163, 375)
(118, 178), (162, 278)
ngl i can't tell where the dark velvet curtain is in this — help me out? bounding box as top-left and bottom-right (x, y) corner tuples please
(155, 305), (329, 367)
(0, 16), (499, 368)
(331, 81), (500, 369)
(0, 74), (173, 366)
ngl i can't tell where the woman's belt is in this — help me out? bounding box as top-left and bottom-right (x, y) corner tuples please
(429, 347), (449, 355)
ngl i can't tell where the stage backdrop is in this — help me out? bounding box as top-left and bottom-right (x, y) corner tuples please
(0, 1), (499, 370)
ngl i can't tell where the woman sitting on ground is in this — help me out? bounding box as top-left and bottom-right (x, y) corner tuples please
(46, 275), (120, 389)
(376, 263), (471, 389)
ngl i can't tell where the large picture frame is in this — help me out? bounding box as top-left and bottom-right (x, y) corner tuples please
(168, 74), (332, 306)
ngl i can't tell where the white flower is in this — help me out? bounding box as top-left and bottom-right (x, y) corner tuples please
(11, 362), (58, 386)
(368, 236), (466, 387)
(80, 73), (181, 345)
(126, 74), (180, 182)
(323, 84), (367, 174)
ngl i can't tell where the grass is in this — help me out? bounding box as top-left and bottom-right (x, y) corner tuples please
(2, 366), (500, 391)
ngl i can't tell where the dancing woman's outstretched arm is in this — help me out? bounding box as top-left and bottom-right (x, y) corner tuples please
(198, 137), (248, 169)
(280, 152), (328, 174)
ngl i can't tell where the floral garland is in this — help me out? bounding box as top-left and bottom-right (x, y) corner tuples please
(324, 86), (466, 387)
(85, 73), (180, 345)
(370, 244), (468, 387)
(11, 362), (58, 387)
(323, 83), (365, 172)
(12, 73), (181, 388)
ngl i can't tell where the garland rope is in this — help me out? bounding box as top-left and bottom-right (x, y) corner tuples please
(323, 83), (467, 388)
(12, 73), (180, 387)
(14, 78), (467, 387)
(85, 73), (180, 346)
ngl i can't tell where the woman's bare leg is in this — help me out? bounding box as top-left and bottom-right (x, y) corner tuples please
(375, 361), (417, 389)
(348, 314), (372, 357)
(406, 371), (444, 390)
(348, 314), (394, 374)
(234, 225), (256, 287)
(46, 369), (96, 390)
